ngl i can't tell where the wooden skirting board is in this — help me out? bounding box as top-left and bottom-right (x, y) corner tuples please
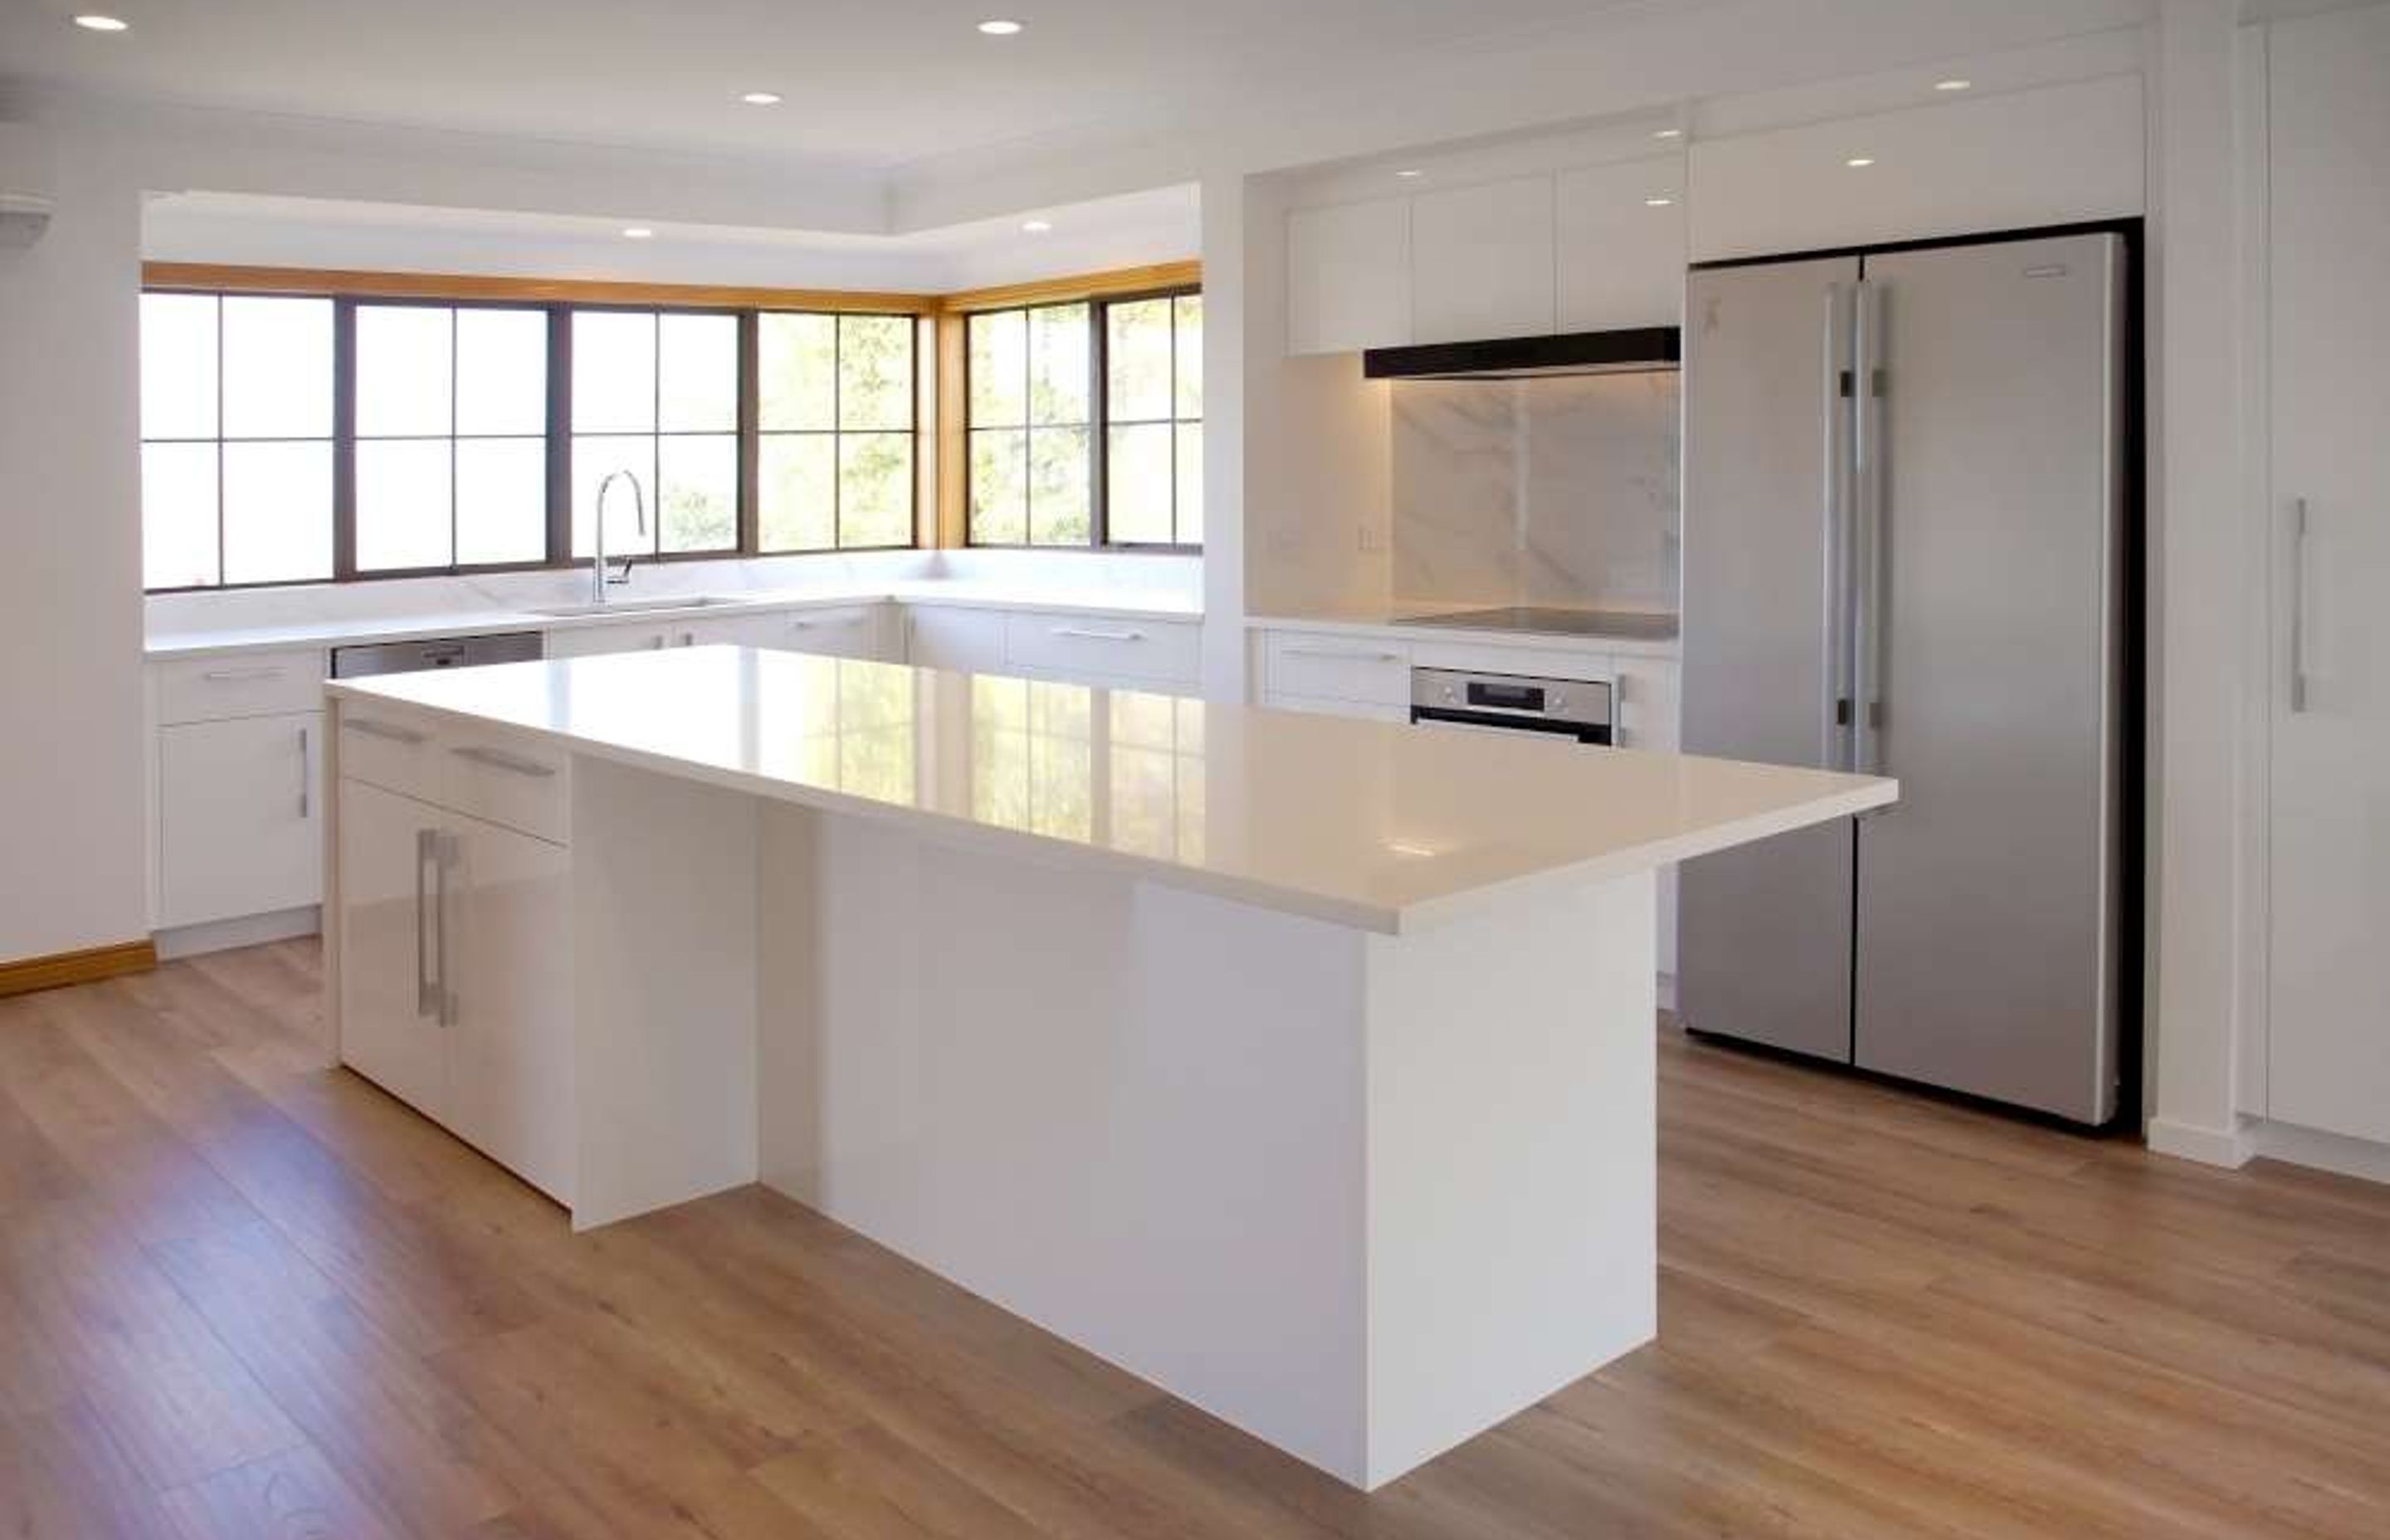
(0, 938), (157, 999)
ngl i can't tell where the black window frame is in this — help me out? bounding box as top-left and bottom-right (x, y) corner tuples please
(753, 309), (924, 557)
(962, 284), (1202, 553)
(137, 286), (924, 593)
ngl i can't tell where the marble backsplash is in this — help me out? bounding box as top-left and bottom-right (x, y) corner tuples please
(1389, 370), (1680, 614)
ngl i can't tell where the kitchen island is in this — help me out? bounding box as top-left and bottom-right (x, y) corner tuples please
(321, 646), (1893, 1489)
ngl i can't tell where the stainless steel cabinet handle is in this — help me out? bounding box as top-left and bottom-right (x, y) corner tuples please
(451, 744), (558, 779)
(1054, 626), (1144, 642)
(297, 725), (311, 821)
(1281, 645), (1402, 662)
(415, 828), (438, 1019)
(2290, 496), (2312, 713)
(341, 716), (428, 745)
(201, 665), (287, 683)
(435, 831), (456, 1028)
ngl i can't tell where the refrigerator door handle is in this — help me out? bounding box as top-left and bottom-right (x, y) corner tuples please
(1853, 277), (1890, 778)
(2289, 495), (2312, 713)
(1823, 282), (1859, 770)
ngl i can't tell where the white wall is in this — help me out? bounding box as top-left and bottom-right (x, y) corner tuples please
(0, 121), (149, 960)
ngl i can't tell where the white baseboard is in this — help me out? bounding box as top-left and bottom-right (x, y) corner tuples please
(2144, 1115), (2255, 1169)
(2248, 1118), (2390, 1186)
(155, 905), (319, 961)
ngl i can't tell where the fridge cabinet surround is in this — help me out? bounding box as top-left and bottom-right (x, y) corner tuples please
(1678, 227), (2134, 1127)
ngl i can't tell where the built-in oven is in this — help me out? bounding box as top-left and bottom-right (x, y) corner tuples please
(1409, 667), (1612, 744)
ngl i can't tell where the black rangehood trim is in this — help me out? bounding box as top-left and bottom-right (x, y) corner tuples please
(1363, 326), (1680, 380)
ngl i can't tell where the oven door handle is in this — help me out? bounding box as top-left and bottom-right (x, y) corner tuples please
(1410, 704), (1611, 743)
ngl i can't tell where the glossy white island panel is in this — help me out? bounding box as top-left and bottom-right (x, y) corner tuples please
(321, 648), (1892, 1490)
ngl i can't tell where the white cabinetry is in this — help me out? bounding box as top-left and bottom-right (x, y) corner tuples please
(1003, 611), (1202, 690)
(1686, 75), (2144, 263)
(153, 647), (328, 933)
(905, 604), (1009, 673)
(2263, 4), (2390, 1148)
(707, 602), (885, 658)
(545, 621), (674, 659)
(1556, 158), (1686, 329)
(1287, 197), (1412, 356)
(1411, 174), (1556, 345)
(334, 707), (573, 1201)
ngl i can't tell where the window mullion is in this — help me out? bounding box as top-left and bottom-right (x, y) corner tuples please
(1090, 300), (1107, 549)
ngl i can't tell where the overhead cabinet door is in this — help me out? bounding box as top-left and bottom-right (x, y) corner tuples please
(1410, 174), (1557, 344)
(2266, 4), (2390, 1144)
(1286, 198), (1411, 355)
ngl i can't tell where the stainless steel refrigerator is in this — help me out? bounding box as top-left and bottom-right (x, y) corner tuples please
(1677, 229), (2129, 1126)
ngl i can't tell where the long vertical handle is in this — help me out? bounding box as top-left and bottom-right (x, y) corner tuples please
(2289, 496), (2312, 713)
(435, 832), (456, 1027)
(1852, 277), (1890, 777)
(297, 725), (312, 820)
(1822, 282), (1858, 771)
(414, 828), (437, 1019)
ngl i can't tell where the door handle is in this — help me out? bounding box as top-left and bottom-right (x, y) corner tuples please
(297, 725), (311, 821)
(1852, 277), (1890, 778)
(1281, 645), (1402, 662)
(200, 665), (287, 684)
(435, 831), (457, 1028)
(414, 828), (438, 1019)
(1822, 280), (1858, 772)
(2290, 496), (2312, 713)
(1053, 626), (1144, 642)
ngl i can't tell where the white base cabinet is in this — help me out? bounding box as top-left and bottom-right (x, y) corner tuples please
(159, 710), (324, 928)
(335, 764), (573, 1202)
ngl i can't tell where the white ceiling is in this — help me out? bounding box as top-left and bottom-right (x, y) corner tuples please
(1, 0), (1673, 174)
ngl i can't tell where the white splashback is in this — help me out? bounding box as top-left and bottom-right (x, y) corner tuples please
(1390, 372), (1679, 614)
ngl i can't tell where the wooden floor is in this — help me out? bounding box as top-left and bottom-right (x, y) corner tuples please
(3, 943), (2388, 1538)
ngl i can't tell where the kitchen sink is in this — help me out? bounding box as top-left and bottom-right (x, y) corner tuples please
(526, 595), (744, 618)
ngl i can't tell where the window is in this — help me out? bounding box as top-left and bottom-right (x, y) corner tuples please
(1104, 293), (1203, 546)
(757, 312), (918, 552)
(354, 303), (549, 573)
(964, 289), (1201, 549)
(571, 309), (739, 558)
(140, 293), (335, 589)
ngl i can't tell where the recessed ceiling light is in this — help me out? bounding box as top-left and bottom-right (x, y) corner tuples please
(1652, 127), (1684, 140)
(1935, 78), (1973, 92)
(977, 18), (1023, 35)
(622, 226), (655, 239)
(1645, 196), (1675, 207)
(1845, 157), (1876, 168)
(1394, 168), (1423, 179)
(740, 90), (783, 105)
(1021, 218), (1052, 233)
(72, 12), (129, 30)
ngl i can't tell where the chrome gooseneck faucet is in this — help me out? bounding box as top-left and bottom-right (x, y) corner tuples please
(592, 469), (648, 605)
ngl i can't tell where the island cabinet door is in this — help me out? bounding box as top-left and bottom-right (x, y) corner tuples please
(442, 811), (574, 1204)
(337, 778), (449, 1122)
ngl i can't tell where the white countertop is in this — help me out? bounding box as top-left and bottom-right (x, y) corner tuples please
(1248, 609), (1681, 659)
(328, 647), (1890, 933)
(146, 580), (1202, 662)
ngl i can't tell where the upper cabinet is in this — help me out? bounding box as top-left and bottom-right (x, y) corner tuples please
(1687, 74), (2144, 263)
(1286, 157), (1687, 356)
(1556, 157), (1687, 330)
(1410, 174), (1557, 344)
(1286, 197), (1412, 356)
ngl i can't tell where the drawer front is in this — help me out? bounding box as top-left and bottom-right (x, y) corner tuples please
(335, 702), (445, 803)
(1005, 612), (1201, 687)
(905, 605), (1009, 674)
(1261, 690), (1412, 724)
(440, 729), (570, 845)
(1263, 632), (1412, 705)
(726, 604), (883, 658)
(158, 649), (327, 724)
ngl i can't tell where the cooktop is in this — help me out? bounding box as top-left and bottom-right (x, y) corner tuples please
(1393, 607), (1680, 641)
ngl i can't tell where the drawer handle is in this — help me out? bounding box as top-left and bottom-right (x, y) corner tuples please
(1052, 626), (1144, 643)
(788, 616), (864, 630)
(1281, 646), (1402, 663)
(451, 744), (558, 780)
(200, 665), (289, 683)
(341, 717), (428, 745)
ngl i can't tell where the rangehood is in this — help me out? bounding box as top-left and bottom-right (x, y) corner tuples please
(1363, 325), (1680, 382)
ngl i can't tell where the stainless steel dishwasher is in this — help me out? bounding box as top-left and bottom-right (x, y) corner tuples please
(329, 631), (544, 679)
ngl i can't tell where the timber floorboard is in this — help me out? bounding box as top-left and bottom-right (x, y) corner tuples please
(1, 938), (2386, 1538)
